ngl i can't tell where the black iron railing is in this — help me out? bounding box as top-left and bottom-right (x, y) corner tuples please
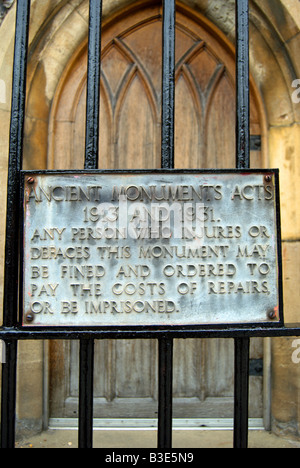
(1, 0), (300, 450)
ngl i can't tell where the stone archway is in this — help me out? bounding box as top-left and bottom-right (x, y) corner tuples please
(42, 1), (267, 422)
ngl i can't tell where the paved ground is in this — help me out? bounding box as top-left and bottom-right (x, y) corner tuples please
(15, 429), (300, 449)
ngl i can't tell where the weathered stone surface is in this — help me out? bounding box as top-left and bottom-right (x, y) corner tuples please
(271, 335), (300, 438)
(0, 0), (14, 27)
(282, 242), (300, 324)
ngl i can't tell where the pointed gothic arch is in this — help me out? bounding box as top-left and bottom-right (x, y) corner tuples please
(47, 2), (265, 173)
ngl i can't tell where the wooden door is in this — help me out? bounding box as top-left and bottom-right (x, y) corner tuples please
(49, 3), (264, 421)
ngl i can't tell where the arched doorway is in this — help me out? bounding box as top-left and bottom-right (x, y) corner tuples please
(46, 2), (265, 422)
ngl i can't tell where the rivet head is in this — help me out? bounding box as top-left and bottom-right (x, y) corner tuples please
(25, 312), (34, 323)
(265, 175), (272, 183)
(267, 308), (277, 320)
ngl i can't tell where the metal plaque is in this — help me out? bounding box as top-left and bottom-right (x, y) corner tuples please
(22, 170), (283, 327)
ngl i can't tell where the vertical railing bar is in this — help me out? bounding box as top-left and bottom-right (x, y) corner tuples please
(158, 338), (173, 448)
(78, 339), (95, 449)
(1, 0), (31, 449)
(234, 338), (250, 448)
(1, 341), (18, 449)
(3, 0), (31, 327)
(234, 0), (250, 449)
(161, 0), (176, 169)
(78, 0), (102, 449)
(84, 0), (103, 170)
(157, 0), (176, 449)
(236, 0), (250, 171)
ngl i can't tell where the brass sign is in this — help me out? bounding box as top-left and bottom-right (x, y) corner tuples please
(22, 171), (283, 327)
